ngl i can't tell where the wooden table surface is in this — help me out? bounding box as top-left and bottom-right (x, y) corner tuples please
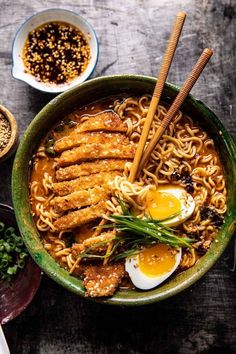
(1, 0), (236, 353)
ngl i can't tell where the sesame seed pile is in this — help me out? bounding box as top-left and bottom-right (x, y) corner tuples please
(0, 113), (11, 152)
(23, 22), (90, 85)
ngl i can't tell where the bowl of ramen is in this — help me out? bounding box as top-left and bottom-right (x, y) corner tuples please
(12, 8), (98, 93)
(12, 75), (236, 305)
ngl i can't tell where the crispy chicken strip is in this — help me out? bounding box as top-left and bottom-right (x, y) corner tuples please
(54, 132), (129, 153)
(56, 159), (128, 181)
(82, 231), (115, 248)
(72, 243), (85, 256)
(76, 111), (126, 134)
(54, 202), (107, 231)
(53, 171), (119, 196)
(72, 231), (115, 257)
(57, 142), (136, 167)
(83, 263), (125, 297)
(51, 187), (110, 213)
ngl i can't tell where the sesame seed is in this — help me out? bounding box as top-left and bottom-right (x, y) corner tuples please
(0, 112), (11, 152)
(23, 22), (90, 85)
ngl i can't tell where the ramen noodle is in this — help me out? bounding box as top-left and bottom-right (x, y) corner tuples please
(29, 95), (227, 297)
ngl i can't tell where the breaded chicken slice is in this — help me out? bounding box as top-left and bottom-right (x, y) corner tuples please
(83, 263), (125, 297)
(53, 171), (120, 196)
(54, 132), (129, 153)
(51, 186), (110, 213)
(75, 111), (127, 134)
(54, 202), (107, 231)
(57, 142), (136, 167)
(56, 159), (128, 181)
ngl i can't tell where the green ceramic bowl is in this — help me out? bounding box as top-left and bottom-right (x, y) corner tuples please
(12, 75), (236, 306)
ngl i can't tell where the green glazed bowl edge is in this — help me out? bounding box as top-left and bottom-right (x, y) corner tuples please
(12, 74), (236, 306)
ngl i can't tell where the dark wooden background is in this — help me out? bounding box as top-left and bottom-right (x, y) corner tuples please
(1, 0), (236, 353)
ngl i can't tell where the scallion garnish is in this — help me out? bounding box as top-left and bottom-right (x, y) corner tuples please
(0, 221), (28, 282)
(79, 203), (194, 262)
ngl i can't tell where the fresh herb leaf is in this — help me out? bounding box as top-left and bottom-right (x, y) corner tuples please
(78, 203), (194, 262)
(0, 221), (28, 282)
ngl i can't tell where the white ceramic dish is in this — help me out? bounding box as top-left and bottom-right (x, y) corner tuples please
(12, 8), (99, 93)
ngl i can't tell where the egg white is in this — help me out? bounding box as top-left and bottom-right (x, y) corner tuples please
(125, 248), (182, 290)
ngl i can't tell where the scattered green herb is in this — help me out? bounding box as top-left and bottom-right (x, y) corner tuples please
(64, 119), (77, 128)
(200, 206), (224, 227)
(79, 202), (194, 262)
(45, 146), (56, 157)
(0, 221), (28, 282)
(54, 121), (65, 132)
(45, 137), (56, 157)
(68, 120), (77, 128)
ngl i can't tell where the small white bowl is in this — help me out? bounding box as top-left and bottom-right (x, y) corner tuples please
(12, 8), (99, 93)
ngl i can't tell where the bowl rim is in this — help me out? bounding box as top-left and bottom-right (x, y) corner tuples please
(12, 74), (236, 306)
(11, 8), (99, 93)
(0, 104), (19, 162)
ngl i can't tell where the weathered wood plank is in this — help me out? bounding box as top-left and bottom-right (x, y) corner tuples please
(1, 0), (236, 353)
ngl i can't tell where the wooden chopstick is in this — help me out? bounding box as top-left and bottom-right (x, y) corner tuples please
(128, 11), (186, 183)
(139, 48), (213, 171)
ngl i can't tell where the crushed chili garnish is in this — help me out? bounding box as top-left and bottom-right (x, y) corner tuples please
(23, 21), (90, 85)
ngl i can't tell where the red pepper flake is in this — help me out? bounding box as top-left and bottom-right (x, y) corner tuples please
(23, 21), (90, 85)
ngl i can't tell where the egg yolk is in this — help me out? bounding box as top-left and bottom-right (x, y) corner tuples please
(146, 190), (181, 220)
(138, 244), (177, 277)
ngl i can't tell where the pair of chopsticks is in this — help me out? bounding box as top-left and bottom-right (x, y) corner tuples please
(89, 12), (212, 267)
(128, 12), (213, 183)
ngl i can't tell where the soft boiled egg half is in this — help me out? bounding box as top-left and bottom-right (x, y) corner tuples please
(125, 185), (195, 290)
(145, 185), (195, 227)
(125, 244), (182, 290)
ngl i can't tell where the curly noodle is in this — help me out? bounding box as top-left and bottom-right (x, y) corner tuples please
(111, 95), (227, 268)
(30, 95), (227, 272)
